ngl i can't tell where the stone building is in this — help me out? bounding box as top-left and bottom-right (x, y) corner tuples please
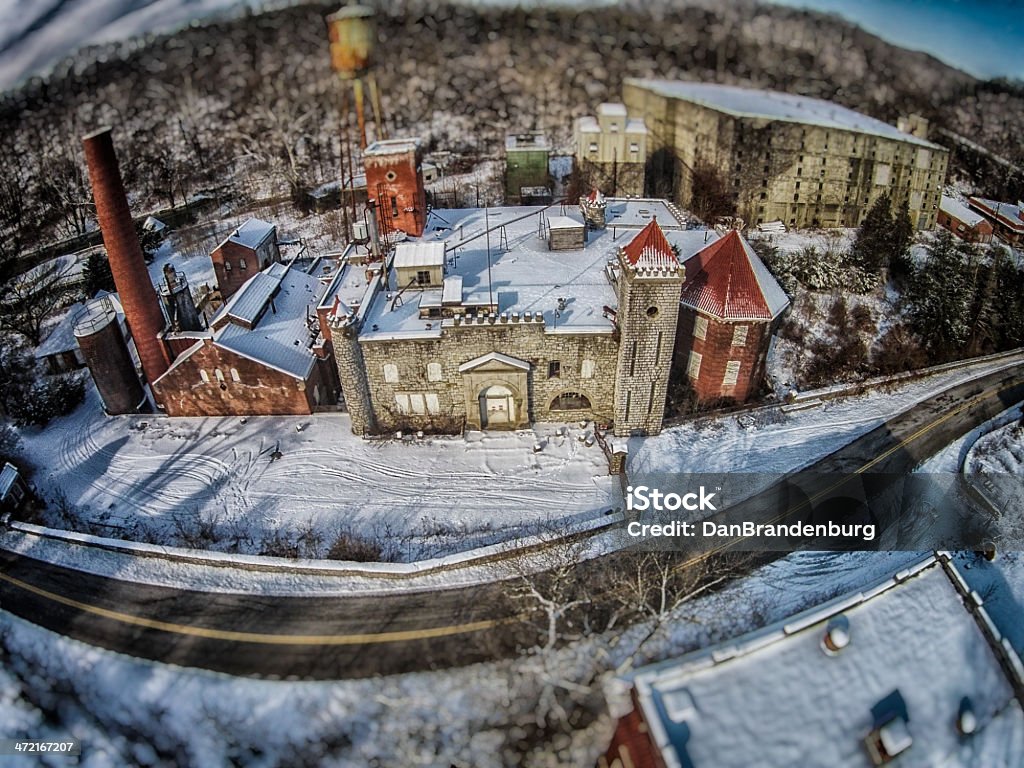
(210, 219), (281, 301)
(575, 103), (647, 198)
(324, 197), (788, 437)
(623, 79), (949, 230)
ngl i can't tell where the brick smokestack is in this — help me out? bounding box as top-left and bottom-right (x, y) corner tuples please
(83, 128), (170, 386)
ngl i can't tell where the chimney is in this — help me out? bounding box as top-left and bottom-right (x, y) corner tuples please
(83, 128), (170, 386)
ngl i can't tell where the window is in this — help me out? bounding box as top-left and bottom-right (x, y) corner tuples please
(589, 142), (598, 153)
(427, 362), (443, 382)
(624, 390), (631, 421)
(581, 359), (595, 379)
(394, 393), (410, 414)
(732, 325), (749, 347)
(550, 392), (591, 411)
(694, 316), (708, 340)
(723, 360), (741, 386)
(629, 341), (637, 376)
(629, 142), (639, 153)
(385, 170), (397, 182)
(383, 363), (399, 383)
(215, 369), (225, 383)
(239, 258), (247, 270)
(410, 393), (426, 415)
(391, 196), (399, 217)
(224, 260), (231, 271)
(687, 351), (702, 379)
(425, 393), (440, 415)
(416, 270), (431, 285)
(647, 382), (656, 414)
(230, 368), (241, 382)
(610, 122), (618, 132)
(654, 331), (663, 366)
(548, 360), (561, 378)
(200, 370), (210, 383)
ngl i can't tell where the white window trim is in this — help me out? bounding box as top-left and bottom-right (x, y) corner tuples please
(723, 360), (741, 386)
(694, 316), (708, 341)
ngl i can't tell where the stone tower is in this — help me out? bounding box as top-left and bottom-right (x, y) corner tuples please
(613, 219), (683, 437)
(328, 299), (376, 435)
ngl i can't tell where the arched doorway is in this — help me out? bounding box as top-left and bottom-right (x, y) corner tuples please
(480, 384), (515, 428)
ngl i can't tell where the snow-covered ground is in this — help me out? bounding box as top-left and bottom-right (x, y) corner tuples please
(0, 548), (925, 768)
(19, 387), (616, 561)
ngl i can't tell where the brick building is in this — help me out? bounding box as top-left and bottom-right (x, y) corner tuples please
(363, 138), (427, 238)
(966, 196), (1024, 247)
(210, 219), (281, 300)
(937, 195), (994, 243)
(675, 230), (789, 404)
(152, 262), (339, 416)
(623, 80), (949, 229)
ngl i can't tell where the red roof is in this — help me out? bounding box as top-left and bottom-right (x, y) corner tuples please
(622, 219), (677, 268)
(680, 230), (789, 320)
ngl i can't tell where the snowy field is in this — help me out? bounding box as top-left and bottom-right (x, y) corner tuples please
(19, 387), (616, 561)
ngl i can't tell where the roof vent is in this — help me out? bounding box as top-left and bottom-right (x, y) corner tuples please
(821, 615), (850, 655)
(957, 697), (977, 736)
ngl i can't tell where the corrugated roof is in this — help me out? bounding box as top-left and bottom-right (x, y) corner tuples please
(394, 241), (446, 268)
(220, 266), (285, 326)
(680, 230), (789, 320)
(622, 219), (677, 268)
(940, 195), (986, 228)
(968, 197), (1024, 232)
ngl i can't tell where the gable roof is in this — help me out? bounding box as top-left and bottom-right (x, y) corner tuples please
(458, 351), (531, 373)
(622, 219), (677, 268)
(680, 230), (789, 320)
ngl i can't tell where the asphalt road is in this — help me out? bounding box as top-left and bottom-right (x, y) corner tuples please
(1, 363), (1022, 679)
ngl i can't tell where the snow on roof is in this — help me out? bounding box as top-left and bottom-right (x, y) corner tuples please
(629, 561), (1022, 768)
(442, 275), (463, 305)
(208, 263), (326, 379)
(940, 195), (987, 228)
(968, 197), (1024, 232)
(217, 218), (276, 252)
(394, 241), (446, 268)
(622, 219), (677, 268)
(577, 116), (600, 133)
(364, 138), (421, 157)
(627, 79), (944, 150)
(680, 230), (789, 320)
(37, 292), (124, 358)
(625, 118), (647, 134)
(361, 201), (691, 339)
(547, 215), (584, 230)
(0, 462), (20, 498)
(505, 132), (548, 151)
(598, 102), (628, 117)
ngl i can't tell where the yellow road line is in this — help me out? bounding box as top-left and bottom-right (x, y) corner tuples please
(0, 571), (509, 645)
(1, 375), (1019, 648)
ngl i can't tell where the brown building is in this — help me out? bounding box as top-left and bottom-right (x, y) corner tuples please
(152, 262), (338, 416)
(937, 195), (994, 243)
(674, 230), (789, 404)
(623, 79), (949, 230)
(967, 196), (1024, 247)
(210, 219), (281, 300)
(363, 138), (427, 238)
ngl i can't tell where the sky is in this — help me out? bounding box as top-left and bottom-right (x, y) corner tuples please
(767, 0), (1024, 80)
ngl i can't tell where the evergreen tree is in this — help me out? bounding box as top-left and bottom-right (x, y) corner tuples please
(991, 245), (1024, 350)
(849, 193), (893, 273)
(83, 250), (115, 297)
(905, 230), (972, 361)
(889, 197), (915, 276)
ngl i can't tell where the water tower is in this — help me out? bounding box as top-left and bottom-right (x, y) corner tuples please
(326, 3), (387, 150)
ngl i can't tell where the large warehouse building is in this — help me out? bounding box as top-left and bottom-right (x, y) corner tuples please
(623, 79), (949, 230)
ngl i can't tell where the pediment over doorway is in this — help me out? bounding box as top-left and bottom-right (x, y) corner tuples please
(457, 351), (532, 374)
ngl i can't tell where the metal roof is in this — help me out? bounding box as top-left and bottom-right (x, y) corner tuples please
(222, 218), (276, 251)
(680, 230), (790, 320)
(622, 219), (678, 268)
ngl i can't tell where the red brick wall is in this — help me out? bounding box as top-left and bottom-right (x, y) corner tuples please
(211, 242), (261, 300)
(937, 211), (993, 244)
(600, 706), (666, 768)
(675, 307), (773, 403)
(152, 339), (330, 416)
(365, 150), (426, 237)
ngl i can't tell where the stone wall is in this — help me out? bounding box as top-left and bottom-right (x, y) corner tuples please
(358, 317), (619, 433)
